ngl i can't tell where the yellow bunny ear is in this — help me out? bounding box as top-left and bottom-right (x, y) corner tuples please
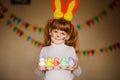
(64, 0), (80, 21)
(52, 0), (64, 19)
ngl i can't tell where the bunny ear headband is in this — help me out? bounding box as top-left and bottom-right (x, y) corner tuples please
(52, 0), (80, 21)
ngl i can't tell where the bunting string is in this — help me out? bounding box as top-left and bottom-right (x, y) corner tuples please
(76, 0), (120, 30)
(77, 42), (120, 56)
(0, 0), (120, 32)
(0, 2), (43, 33)
(0, 13), (43, 47)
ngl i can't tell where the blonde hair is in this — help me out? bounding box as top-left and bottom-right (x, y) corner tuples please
(43, 18), (80, 53)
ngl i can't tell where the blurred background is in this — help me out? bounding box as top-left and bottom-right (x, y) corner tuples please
(0, 0), (120, 80)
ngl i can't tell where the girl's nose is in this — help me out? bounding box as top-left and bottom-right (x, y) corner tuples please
(56, 34), (60, 38)
(56, 33), (60, 38)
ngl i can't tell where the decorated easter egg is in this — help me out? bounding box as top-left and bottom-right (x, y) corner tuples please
(53, 57), (60, 66)
(60, 58), (67, 66)
(46, 57), (53, 67)
(39, 58), (46, 66)
(68, 57), (74, 66)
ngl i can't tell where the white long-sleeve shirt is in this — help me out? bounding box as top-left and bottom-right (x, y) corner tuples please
(35, 43), (82, 80)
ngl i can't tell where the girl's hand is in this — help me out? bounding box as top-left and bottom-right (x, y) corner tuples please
(65, 60), (78, 71)
(38, 66), (48, 71)
(36, 60), (48, 71)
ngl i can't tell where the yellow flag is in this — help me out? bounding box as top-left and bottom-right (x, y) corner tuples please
(81, 23), (86, 29)
(95, 49), (100, 55)
(29, 24), (33, 31)
(4, 11), (11, 18)
(105, 7), (112, 14)
(22, 33), (27, 39)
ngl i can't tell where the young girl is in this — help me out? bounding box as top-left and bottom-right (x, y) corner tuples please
(35, 18), (82, 80)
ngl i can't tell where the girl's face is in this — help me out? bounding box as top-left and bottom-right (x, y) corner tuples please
(49, 29), (69, 44)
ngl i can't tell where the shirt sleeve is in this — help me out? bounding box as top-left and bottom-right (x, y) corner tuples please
(72, 66), (82, 77)
(39, 47), (46, 58)
(34, 47), (46, 77)
(70, 47), (82, 77)
(70, 47), (78, 60)
(34, 68), (45, 77)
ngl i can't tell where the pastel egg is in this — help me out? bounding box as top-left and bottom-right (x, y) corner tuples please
(46, 58), (53, 67)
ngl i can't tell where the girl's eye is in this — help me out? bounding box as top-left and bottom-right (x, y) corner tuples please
(53, 30), (58, 33)
(61, 33), (65, 35)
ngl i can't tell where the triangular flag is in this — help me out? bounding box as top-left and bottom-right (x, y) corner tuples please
(16, 29), (21, 35)
(10, 14), (14, 19)
(29, 24), (34, 31)
(17, 18), (22, 24)
(33, 26), (37, 32)
(34, 40), (38, 46)
(4, 11), (11, 18)
(98, 13), (103, 19)
(19, 31), (23, 37)
(94, 16), (99, 22)
(38, 27), (42, 33)
(6, 20), (11, 26)
(26, 36), (31, 41)
(77, 51), (81, 56)
(13, 16), (18, 22)
(31, 38), (35, 44)
(102, 10), (107, 16)
(8, 23), (14, 29)
(95, 49), (100, 55)
(2, 8), (7, 13)
(104, 47), (108, 53)
(38, 42), (42, 47)
(91, 50), (95, 55)
(112, 44), (117, 50)
(109, 4), (114, 10)
(100, 48), (104, 53)
(105, 8), (112, 14)
(108, 45), (113, 51)
(21, 21), (26, 27)
(89, 19), (95, 25)
(0, 14), (4, 19)
(77, 24), (81, 30)
(87, 50), (91, 56)
(86, 21), (91, 26)
(22, 33), (27, 39)
(82, 50), (87, 56)
(13, 26), (18, 32)
(116, 43), (120, 48)
(81, 23), (87, 29)
(25, 23), (29, 29)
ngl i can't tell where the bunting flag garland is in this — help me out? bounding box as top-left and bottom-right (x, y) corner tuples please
(0, 0), (120, 32)
(0, 3), (43, 33)
(0, 1), (120, 56)
(77, 42), (120, 56)
(0, 14), (43, 47)
(76, 0), (120, 30)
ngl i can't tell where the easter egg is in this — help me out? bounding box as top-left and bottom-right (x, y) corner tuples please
(60, 58), (67, 66)
(53, 57), (60, 66)
(68, 57), (74, 66)
(39, 58), (46, 66)
(46, 57), (53, 67)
